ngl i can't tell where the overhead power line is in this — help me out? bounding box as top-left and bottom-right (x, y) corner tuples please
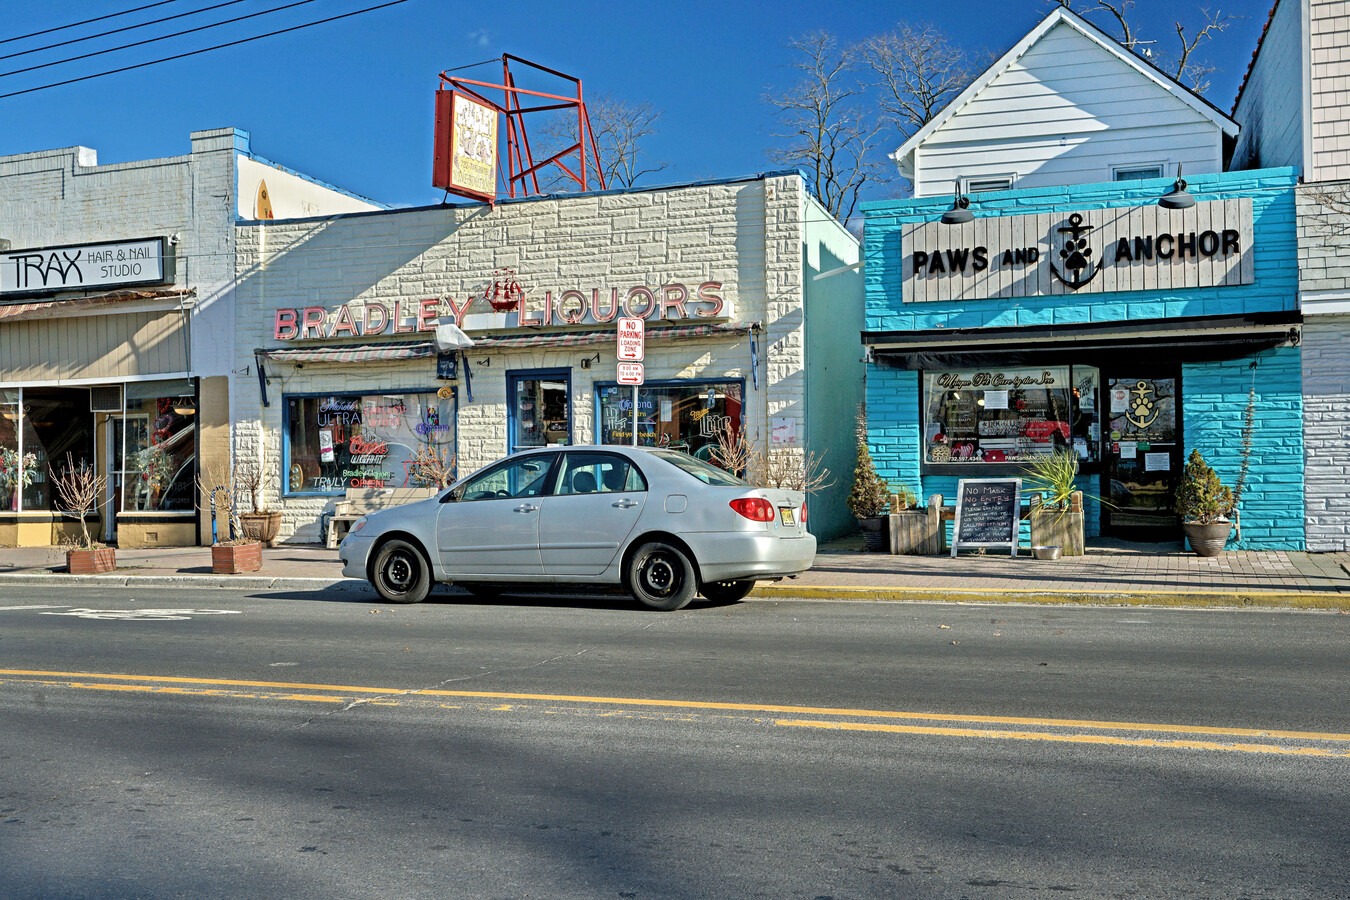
(0, 0), (181, 47)
(0, 0), (251, 64)
(0, 0), (411, 101)
(0, 0), (325, 80)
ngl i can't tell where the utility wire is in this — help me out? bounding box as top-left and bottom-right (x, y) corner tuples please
(0, 0), (324, 80)
(0, 0), (409, 100)
(0, 0), (181, 47)
(1, 0), (250, 64)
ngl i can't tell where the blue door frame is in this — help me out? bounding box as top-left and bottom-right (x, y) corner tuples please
(506, 368), (572, 455)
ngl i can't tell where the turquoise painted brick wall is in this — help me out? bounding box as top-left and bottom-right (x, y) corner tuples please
(861, 169), (1299, 332)
(1182, 347), (1304, 549)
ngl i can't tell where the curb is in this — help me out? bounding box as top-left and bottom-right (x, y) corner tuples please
(0, 573), (372, 593)
(751, 585), (1350, 610)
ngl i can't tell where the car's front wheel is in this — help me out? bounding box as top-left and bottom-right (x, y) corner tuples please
(371, 539), (432, 604)
(700, 579), (756, 603)
(628, 541), (698, 611)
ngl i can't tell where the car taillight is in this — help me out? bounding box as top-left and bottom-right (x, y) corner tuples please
(729, 497), (775, 522)
(801, 500), (807, 524)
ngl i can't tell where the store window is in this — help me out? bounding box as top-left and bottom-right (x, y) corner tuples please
(596, 380), (744, 461)
(508, 369), (571, 453)
(117, 381), (196, 512)
(923, 366), (1100, 465)
(0, 389), (25, 512)
(285, 390), (456, 496)
(0, 388), (96, 513)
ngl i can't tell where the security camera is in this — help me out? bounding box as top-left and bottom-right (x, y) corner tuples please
(169, 233), (180, 246)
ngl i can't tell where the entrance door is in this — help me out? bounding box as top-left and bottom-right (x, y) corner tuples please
(507, 369), (571, 454)
(105, 416), (148, 543)
(1101, 371), (1181, 540)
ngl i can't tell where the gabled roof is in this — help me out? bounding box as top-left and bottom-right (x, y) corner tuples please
(890, 6), (1240, 174)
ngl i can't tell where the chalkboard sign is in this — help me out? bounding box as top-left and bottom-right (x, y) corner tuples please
(952, 478), (1022, 557)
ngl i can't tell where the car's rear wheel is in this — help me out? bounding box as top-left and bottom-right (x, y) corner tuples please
(371, 539), (431, 604)
(700, 579), (756, 603)
(628, 541), (697, 611)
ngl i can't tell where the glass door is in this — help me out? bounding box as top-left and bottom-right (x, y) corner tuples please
(1101, 371), (1181, 540)
(105, 416), (148, 542)
(507, 369), (571, 454)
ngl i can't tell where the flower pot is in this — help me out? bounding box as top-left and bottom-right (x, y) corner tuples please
(889, 507), (942, 555)
(1183, 521), (1232, 558)
(67, 547), (116, 575)
(239, 511), (283, 547)
(212, 541), (263, 574)
(1029, 507), (1084, 557)
(857, 516), (889, 552)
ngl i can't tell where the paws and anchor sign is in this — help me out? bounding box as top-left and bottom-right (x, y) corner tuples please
(1050, 213), (1098, 290)
(1126, 381), (1161, 429)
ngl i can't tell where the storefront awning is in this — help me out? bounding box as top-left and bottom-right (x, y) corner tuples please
(256, 321), (757, 363)
(864, 312), (1302, 369)
(0, 287), (196, 322)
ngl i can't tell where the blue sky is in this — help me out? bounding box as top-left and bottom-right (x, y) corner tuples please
(0, 0), (1273, 209)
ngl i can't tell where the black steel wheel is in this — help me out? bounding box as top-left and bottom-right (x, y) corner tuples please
(371, 539), (431, 604)
(700, 579), (756, 603)
(628, 541), (697, 611)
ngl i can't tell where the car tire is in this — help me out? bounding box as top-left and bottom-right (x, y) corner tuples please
(628, 541), (698, 611)
(700, 579), (756, 603)
(371, 539), (432, 604)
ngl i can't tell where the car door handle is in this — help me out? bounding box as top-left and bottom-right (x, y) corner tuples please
(612, 499), (639, 509)
(513, 504), (538, 513)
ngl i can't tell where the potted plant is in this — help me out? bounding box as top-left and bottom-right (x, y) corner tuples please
(236, 459), (282, 546)
(51, 453), (114, 575)
(1023, 449), (1088, 557)
(848, 409), (892, 552)
(1175, 449), (1235, 557)
(889, 484), (942, 555)
(204, 463), (262, 574)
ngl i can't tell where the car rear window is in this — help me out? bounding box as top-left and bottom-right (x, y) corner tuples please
(651, 449), (746, 487)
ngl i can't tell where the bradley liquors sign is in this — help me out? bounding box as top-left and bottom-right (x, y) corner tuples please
(901, 199), (1254, 303)
(1, 237), (169, 298)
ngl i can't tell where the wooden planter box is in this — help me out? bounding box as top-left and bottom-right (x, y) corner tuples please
(239, 511), (283, 547)
(212, 541), (263, 574)
(1028, 491), (1085, 557)
(890, 498), (943, 555)
(67, 547), (116, 575)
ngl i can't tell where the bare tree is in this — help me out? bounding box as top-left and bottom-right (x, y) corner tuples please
(1050, 0), (1238, 94)
(863, 23), (971, 139)
(765, 31), (887, 222)
(52, 453), (106, 550)
(536, 94), (667, 191)
(408, 445), (457, 489)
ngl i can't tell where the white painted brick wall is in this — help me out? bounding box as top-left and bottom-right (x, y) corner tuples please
(234, 174), (811, 542)
(1302, 314), (1350, 550)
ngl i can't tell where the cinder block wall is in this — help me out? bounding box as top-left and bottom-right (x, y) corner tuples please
(1301, 316), (1350, 550)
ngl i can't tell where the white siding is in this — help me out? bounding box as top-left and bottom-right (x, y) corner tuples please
(1310, 0), (1350, 180)
(1231, 0), (1305, 172)
(914, 22), (1225, 196)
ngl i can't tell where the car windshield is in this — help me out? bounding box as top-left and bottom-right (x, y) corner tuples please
(651, 449), (746, 487)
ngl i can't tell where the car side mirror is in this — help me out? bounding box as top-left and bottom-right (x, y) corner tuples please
(440, 488), (460, 503)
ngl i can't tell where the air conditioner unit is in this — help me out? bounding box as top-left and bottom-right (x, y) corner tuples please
(89, 385), (123, 413)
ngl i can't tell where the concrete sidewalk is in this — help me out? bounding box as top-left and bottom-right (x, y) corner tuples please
(2, 536), (1349, 609)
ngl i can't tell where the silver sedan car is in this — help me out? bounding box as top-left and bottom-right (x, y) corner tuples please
(339, 445), (816, 610)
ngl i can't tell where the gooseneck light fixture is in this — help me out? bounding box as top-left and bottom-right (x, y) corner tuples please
(940, 179), (974, 225)
(1158, 164), (1197, 210)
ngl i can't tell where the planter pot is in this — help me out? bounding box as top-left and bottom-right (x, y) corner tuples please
(890, 507), (942, 555)
(1029, 508), (1084, 557)
(212, 541), (263, 574)
(67, 547), (115, 575)
(239, 511), (283, 547)
(857, 516), (889, 552)
(1183, 521), (1233, 558)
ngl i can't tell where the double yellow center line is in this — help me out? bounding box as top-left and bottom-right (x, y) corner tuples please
(3, 668), (1347, 758)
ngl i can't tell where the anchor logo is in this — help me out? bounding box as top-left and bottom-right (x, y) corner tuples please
(1049, 213), (1099, 290)
(1125, 380), (1161, 429)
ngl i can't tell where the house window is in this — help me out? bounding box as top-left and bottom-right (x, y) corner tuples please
(964, 176), (1014, 193)
(1112, 164), (1165, 182)
(923, 366), (1100, 465)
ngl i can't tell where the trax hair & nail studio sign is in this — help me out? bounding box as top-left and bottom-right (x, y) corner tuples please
(2, 237), (169, 298)
(273, 279), (731, 341)
(901, 199), (1254, 303)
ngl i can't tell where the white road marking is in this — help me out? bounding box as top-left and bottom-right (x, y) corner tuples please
(40, 608), (242, 621)
(0, 605), (70, 611)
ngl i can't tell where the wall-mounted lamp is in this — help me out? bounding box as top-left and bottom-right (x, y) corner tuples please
(940, 179), (974, 225)
(579, 352), (600, 369)
(1158, 164), (1196, 210)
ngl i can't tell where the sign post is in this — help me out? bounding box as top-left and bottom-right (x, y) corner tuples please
(616, 318), (645, 447)
(952, 478), (1022, 557)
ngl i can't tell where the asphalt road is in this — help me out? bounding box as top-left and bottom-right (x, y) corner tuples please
(2, 584), (1347, 899)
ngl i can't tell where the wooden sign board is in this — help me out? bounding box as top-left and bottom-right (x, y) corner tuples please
(952, 478), (1022, 557)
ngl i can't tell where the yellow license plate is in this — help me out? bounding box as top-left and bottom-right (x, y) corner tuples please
(779, 508), (795, 526)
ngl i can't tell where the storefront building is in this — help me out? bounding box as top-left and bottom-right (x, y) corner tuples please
(0, 128), (378, 547)
(234, 171), (862, 543)
(860, 169), (1305, 548)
